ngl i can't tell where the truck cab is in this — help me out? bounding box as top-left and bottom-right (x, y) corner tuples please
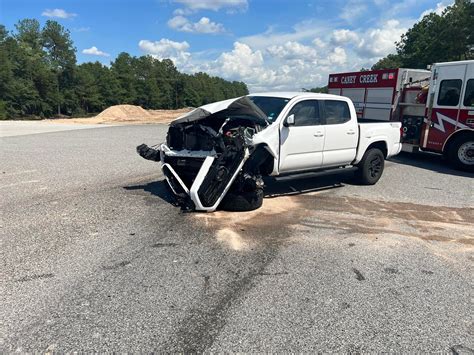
(421, 60), (474, 170)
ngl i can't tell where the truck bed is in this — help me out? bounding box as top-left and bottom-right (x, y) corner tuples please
(355, 120), (402, 163)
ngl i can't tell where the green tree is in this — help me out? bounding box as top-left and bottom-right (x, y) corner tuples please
(111, 52), (137, 104)
(14, 19), (43, 54)
(75, 64), (102, 114)
(371, 54), (403, 70)
(303, 86), (328, 93)
(41, 20), (76, 115)
(0, 25), (13, 118)
(441, 0), (474, 60)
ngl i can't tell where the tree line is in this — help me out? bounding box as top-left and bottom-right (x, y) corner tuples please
(0, 19), (248, 119)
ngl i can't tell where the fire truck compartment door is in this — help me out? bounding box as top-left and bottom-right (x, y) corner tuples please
(364, 88), (394, 121)
(341, 88), (366, 115)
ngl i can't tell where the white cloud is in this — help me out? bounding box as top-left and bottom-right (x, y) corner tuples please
(168, 16), (225, 34)
(132, 2), (447, 92)
(152, 16), (408, 91)
(267, 41), (318, 61)
(200, 18), (405, 91)
(239, 20), (331, 50)
(331, 29), (360, 45)
(82, 46), (110, 57)
(340, 0), (367, 22)
(172, 0), (248, 12)
(201, 42), (328, 92)
(355, 19), (406, 57)
(41, 8), (77, 19)
(167, 15), (189, 29)
(173, 8), (192, 16)
(212, 45), (278, 91)
(138, 39), (191, 66)
(419, 1), (450, 20)
(312, 38), (327, 48)
(215, 42), (265, 77)
(328, 47), (347, 65)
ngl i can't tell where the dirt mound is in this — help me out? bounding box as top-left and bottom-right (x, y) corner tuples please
(95, 104), (152, 121)
(45, 105), (192, 125)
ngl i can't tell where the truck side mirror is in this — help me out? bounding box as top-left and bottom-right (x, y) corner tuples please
(284, 114), (295, 127)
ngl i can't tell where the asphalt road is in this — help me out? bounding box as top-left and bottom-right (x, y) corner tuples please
(1, 124), (473, 352)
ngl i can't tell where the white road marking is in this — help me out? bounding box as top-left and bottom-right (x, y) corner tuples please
(0, 180), (40, 189)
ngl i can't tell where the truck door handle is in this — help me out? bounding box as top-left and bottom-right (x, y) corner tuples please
(346, 130), (356, 135)
(314, 132), (324, 137)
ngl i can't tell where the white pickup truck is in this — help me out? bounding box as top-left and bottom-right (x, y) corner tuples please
(137, 92), (402, 212)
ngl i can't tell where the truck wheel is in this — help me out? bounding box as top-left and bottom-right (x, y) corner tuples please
(219, 188), (264, 212)
(356, 148), (385, 185)
(447, 136), (474, 172)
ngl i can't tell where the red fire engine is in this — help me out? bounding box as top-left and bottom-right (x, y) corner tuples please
(328, 60), (474, 171)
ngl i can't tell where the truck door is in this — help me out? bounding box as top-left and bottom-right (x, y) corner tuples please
(422, 63), (467, 152)
(321, 99), (358, 166)
(279, 100), (324, 173)
(459, 62), (474, 133)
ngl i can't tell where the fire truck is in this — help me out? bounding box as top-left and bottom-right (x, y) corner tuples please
(328, 60), (474, 171)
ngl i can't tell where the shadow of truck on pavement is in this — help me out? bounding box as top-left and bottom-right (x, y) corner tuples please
(389, 152), (473, 178)
(123, 171), (352, 210)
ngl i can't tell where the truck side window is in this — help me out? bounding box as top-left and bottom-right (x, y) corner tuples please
(324, 100), (351, 124)
(287, 100), (321, 126)
(437, 79), (462, 106)
(463, 79), (474, 107)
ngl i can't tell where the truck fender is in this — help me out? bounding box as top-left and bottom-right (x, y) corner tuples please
(354, 139), (388, 164)
(442, 128), (474, 153)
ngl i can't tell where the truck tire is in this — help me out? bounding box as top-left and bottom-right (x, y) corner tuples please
(355, 148), (385, 185)
(447, 135), (474, 172)
(219, 188), (264, 212)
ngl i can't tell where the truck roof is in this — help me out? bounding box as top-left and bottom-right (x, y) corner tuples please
(433, 59), (474, 67)
(250, 92), (343, 100)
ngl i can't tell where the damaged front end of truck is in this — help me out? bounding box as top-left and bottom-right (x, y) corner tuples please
(137, 96), (276, 212)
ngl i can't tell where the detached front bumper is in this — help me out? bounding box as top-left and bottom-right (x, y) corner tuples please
(137, 143), (249, 212)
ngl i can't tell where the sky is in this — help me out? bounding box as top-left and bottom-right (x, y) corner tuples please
(1, 0), (452, 92)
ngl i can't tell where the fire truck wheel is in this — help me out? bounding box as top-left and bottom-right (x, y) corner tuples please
(447, 136), (474, 172)
(356, 148), (385, 185)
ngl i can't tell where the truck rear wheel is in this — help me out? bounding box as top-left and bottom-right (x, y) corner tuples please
(219, 188), (264, 212)
(355, 148), (385, 185)
(447, 135), (474, 172)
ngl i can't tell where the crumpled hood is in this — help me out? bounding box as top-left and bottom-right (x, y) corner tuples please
(170, 96), (269, 126)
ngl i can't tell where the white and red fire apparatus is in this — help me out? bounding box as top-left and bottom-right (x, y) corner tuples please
(328, 60), (474, 171)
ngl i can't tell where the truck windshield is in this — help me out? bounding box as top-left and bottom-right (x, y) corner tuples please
(249, 96), (290, 123)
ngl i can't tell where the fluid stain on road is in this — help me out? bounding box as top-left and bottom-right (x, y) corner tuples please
(195, 192), (474, 251)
